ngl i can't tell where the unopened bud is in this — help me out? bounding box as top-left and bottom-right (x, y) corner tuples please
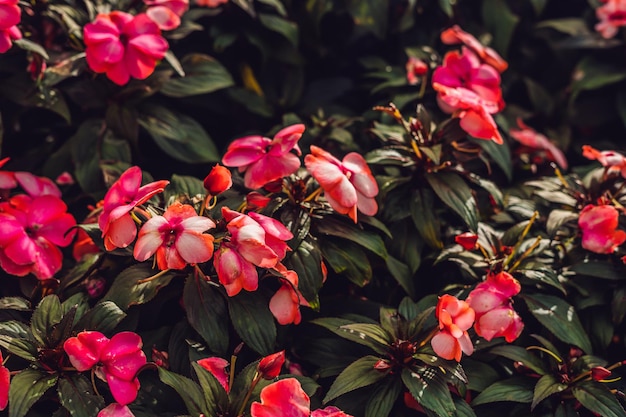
(258, 350), (285, 379)
(203, 164), (232, 195)
(455, 232), (478, 250)
(591, 366), (612, 381)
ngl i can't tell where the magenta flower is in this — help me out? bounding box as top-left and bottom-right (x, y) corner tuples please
(0, 351), (9, 411)
(98, 403), (135, 417)
(578, 204), (626, 254)
(64, 331), (147, 406)
(440, 25), (508, 73)
(98, 166), (169, 251)
(0, 194), (76, 279)
(133, 202), (215, 270)
(304, 145), (378, 223)
(14, 171), (62, 198)
(509, 118), (568, 170)
(145, 0), (188, 30)
(196, 357), (230, 392)
(0, 24), (20, 53)
(250, 378), (310, 417)
(430, 295), (475, 362)
(595, 0), (626, 38)
(0, 157), (16, 190)
(0, 0), (21, 53)
(222, 124), (305, 190)
(84, 12), (168, 85)
(312, 407), (354, 417)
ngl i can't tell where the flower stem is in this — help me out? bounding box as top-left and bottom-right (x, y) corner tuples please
(237, 371), (261, 417)
(137, 269), (171, 284)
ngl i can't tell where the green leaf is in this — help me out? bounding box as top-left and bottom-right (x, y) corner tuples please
(0, 336), (38, 361)
(453, 397), (477, 417)
(346, 0), (388, 39)
(571, 56), (626, 103)
(570, 260), (626, 280)
(313, 317), (388, 354)
(316, 217), (387, 259)
(321, 240), (372, 286)
(471, 137), (512, 181)
(535, 18), (590, 36)
(481, 0), (518, 58)
(228, 291), (276, 355)
(471, 377), (534, 406)
(401, 367), (455, 417)
(0, 321), (30, 338)
(365, 377), (402, 417)
(522, 293), (593, 354)
(0, 297), (30, 311)
(572, 381), (626, 417)
(386, 255), (416, 298)
(31, 295), (62, 347)
(532, 374), (567, 410)
(158, 367), (208, 416)
(138, 104), (219, 163)
(105, 104), (139, 143)
(58, 254), (103, 293)
(74, 301), (126, 335)
(489, 346), (547, 376)
(258, 14), (299, 46)
(161, 54), (234, 97)
(284, 236), (325, 303)
(192, 363), (229, 417)
(426, 172), (478, 231)
(9, 369), (58, 417)
(410, 188), (443, 249)
(183, 276), (229, 355)
(13, 38), (49, 59)
(58, 375), (105, 417)
(546, 209), (578, 237)
(70, 119), (105, 194)
(164, 50), (185, 77)
(164, 174), (206, 202)
(324, 355), (388, 403)
(438, 0), (453, 17)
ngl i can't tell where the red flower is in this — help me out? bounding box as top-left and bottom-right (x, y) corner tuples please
(133, 202), (215, 270)
(144, 0), (188, 30)
(591, 366), (612, 381)
(195, 0), (227, 7)
(0, 351), (9, 411)
(304, 145), (378, 223)
(455, 232), (478, 250)
(84, 12), (168, 85)
(0, 157), (16, 191)
(250, 378), (310, 417)
(595, 0), (626, 38)
(203, 164), (232, 195)
(582, 145), (626, 178)
(431, 295), (475, 361)
(440, 25), (508, 73)
(578, 204), (626, 254)
(406, 56), (428, 85)
(258, 350), (285, 380)
(246, 191), (271, 209)
(197, 357), (230, 392)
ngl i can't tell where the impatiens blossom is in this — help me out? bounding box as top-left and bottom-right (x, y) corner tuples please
(197, 357), (230, 392)
(257, 350), (285, 380)
(14, 171), (62, 198)
(84, 12), (168, 86)
(582, 145), (626, 178)
(64, 331), (147, 405)
(0, 25), (20, 53)
(509, 118), (568, 170)
(312, 407), (353, 417)
(203, 164), (232, 195)
(432, 83), (503, 144)
(98, 403), (135, 417)
(440, 25), (508, 73)
(0, 194), (76, 279)
(98, 166), (169, 251)
(222, 124), (305, 190)
(269, 264), (307, 325)
(145, 0), (189, 30)
(195, 0), (228, 7)
(431, 294), (475, 361)
(406, 56), (428, 85)
(595, 0), (626, 39)
(133, 202), (215, 270)
(304, 145), (378, 223)
(0, 351), (9, 411)
(466, 271), (523, 342)
(0, 0), (21, 53)
(578, 204), (626, 254)
(214, 243), (259, 296)
(250, 378), (310, 417)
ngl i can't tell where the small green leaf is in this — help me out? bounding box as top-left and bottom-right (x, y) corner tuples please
(161, 54), (235, 97)
(74, 301), (126, 335)
(454, 397), (477, 417)
(313, 317), (387, 354)
(402, 367), (455, 417)
(0, 321), (30, 338)
(13, 38), (49, 59)
(385, 255), (416, 298)
(410, 189), (442, 249)
(426, 172), (478, 231)
(535, 18), (590, 36)
(471, 377), (534, 406)
(489, 346), (547, 376)
(228, 291), (276, 355)
(284, 235), (325, 303)
(471, 137), (512, 181)
(481, 0), (518, 58)
(164, 174), (206, 202)
(346, 0), (388, 39)
(546, 209), (578, 237)
(9, 369), (58, 417)
(571, 56), (626, 103)
(31, 295), (62, 347)
(365, 377), (402, 417)
(324, 355), (388, 403)
(532, 374), (567, 410)
(58, 375), (105, 417)
(570, 260), (626, 280)
(158, 367), (208, 416)
(572, 381), (626, 417)
(438, 0), (453, 17)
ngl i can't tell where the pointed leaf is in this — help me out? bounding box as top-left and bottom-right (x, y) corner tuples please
(365, 377), (402, 417)
(401, 367), (455, 417)
(0, 336), (38, 361)
(426, 172), (478, 231)
(158, 367), (207, 416)
(321, 240), (372, 287)
(74, 301), (126, 335)
(531, 374), (567, 410)
(31, 295), (62, 347)
(8, 369), (58, 417)
(316, 217), (387, 259)
(102, 264), (179, 310)
(471, 377), (534, 406)
(410, 188), (443, 249)
(0, 297), (30, 311)
(489, 346), (547, 376)
(192, 362), (229, 417)
(312, 318), (388, 354)
(228, 291), (276, 355)
(58, 375), (105, 417)
(324, 355), (388, 403)
(572, 381), (626, 417)
(162, 54), (234, 97)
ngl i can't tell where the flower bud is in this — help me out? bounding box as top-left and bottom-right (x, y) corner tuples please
(246, 191), (271, 209)
(258, 350), (285, 380)
(203, 164), (232, 195)
(591, 366), (612, 381)
(373, 359), (391, 371)
(406, 56), (428, 85)
(455, 232), (478, 250)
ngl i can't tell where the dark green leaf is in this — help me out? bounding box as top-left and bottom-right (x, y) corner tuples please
(546, 209), (578, 236)
(31, 295), (62, 347)
(0, 321), (30, 338)
(228, 290), (276, 355)
(471, 377), (534, 406)
(438, 0), (453, 17)
(471, 137), (512, 181)
(535, 18), (590, 36)
(70, 119), (105, 195)
(74, 301), (126, 335)
(258, 14), (299, 46)
(164, 50), (185, 77)
(13, 38), (49, 60)
(0, 336), (38, 361)
(192, 362), (229, 417)
(365, 377), (402, 417)
(324, 355), (388, 403)
(453, 397), (477, 417)
(321, 240), (372, 286)
(426, 172), (478, 231)
(466, 173), (504, 207)
(58, 254), (103, 293)
(572, 381), (626, 417)
(164, 174), (206, 202)
(481, 0), (518, 57)
(346, 0), (388, 39)
(611, 287), (626, 324)
(105, 104), (139, 143)
(316, 217), (387, 259)
(489, 345), (547, 376)
(313, 317), (388, 354)
(158, 367), (207, 416)
(161, 54), (234, 97)
(284, 235), (324, 303)
(0, 297), (30, 311)
(9, 369), (58, 417)
(523, 293), (593, 354)
(571, 56), (626, 103)
(58, 375), (105, 417)
(410, 189), (442, 249)
(570, 260), (626, 280)
(402, 367), (455, 417)
(385, 255), (416, 298)
(532, 374), (567, 410)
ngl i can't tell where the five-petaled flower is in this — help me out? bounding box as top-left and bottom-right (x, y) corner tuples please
(222, 124), (305, 190)
(578, 204), (626, 254)
(250, 378), (311, 417)
(84, 12), (169, 85)
(431, 294), (475, 361)
(133, 202), (215, 270)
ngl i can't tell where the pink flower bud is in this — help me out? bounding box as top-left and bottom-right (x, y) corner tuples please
(258, 350), (285, 380)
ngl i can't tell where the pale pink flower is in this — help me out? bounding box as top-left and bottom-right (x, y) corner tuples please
(578, 204), (626, 254)
(595, 0), (626, 39)
(145, 0), (188, 30)
(474, 306), (523, 342)
(84, 12), (168, 85)
(98, 403), (135, 417)
(510, 118), (568, 170)
(304, 145), (378, 223)
(133, 202), (215, 270)
(0, 194), (76, 279)
(430, 294), (475, 361)
(250, 378), (310, 417)
(440, 25), (508, 73)
(582, 145), (626, 178)
(222, 124), (305, 190)
(406, 56), (428, 85)
(269, 264), (307, 325)
(98, 166), (169, 251)
(14, 171), (61, 197)
(197, 357), (230, 392)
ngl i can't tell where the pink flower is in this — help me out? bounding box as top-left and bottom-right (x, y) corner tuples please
(213, 243), (259, 296)
(430, 294), (475, 361)
(197, 357), (230, 392)
(0, 351), (9, 411)
(0, 0), (21, 54)
(258, 350), (285, 380)
(98, 166), (169, 251)
(591, 366), (612, 381)
(14, 171), (61, 198)
(250, 378), (310, 417)
(510, 118), (568, 170)
(195, 0), (228, 7)
(582, 145), (626, 178)
(84, 12), (168, 86)
(222, 124), (305, 190)
(98, 403), (135, 417)
(440, 25), (508, 73)
(0, 24), (20, 53)
(269, 264), (307, 325)
(0, 157), (16, 190)
(474, 306), (523, 343)
(304, 145), (378, 223)
(595, 0), (626, 39)
(311, 407), (354, 417)
(432, 82), (503, 144)
(406, 56), (428, 85)
(578, 204), (626, 254)
(246, 192), (271, 210)
(203, 164), (232, 195)
(0, 194), (76, 279)
(55, 172), (75, 186)
(133, 202), (215, 270)
(64, 331), (147, 406)
(145, 0), (188, 30)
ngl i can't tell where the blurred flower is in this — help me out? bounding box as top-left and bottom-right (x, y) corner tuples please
(0, 25), (20, 53)
(86, 277), (107, 298)
(258, 350), (285, 380)
(510, 118), (568, 170)
(197, 357), (230, 392)
(145, 0), (188, 30)
(98, 166), (169, 251)
(311, 406), (354, 417)
(14, 171), (61, 197)
(250, 378), (310, 417)
(222, 124), (305, 190)
(432, 83), (502, 144)
(595, 0), (626, 38)
(98, 403), (135, 417)
(304, 145), (378, 223)
(0, 0), (21, 54)
(582, 145), (626, 178)
(55, 172), (75, 186)
(406, 56), (428, 85)
(195, 0), (228, 7)
(431, 294), (475, 361)
(84, 12), (168, 85)
(0, 351), (9, 411)
(440, 25), (508, 73)
(578, 204), (626, 254)
(133, 202), (215, 270)
(0, 194), (76, 279)
(455, 232), (478, 250)
(269, 264), (307, 325)
(0, 157), (16, 191)
(203, 164), (232, 195)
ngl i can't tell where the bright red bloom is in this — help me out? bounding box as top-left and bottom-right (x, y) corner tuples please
(406, 56), (428, 85)
(84, 12), (168, 86)
(222, 124), (305, 190)
(258, 350), (285, 380)
(250, 378), (310, 417)
(455, 232), (478, 250)
(133, 202), (215, 270)
(431, 294), (475, 361)
(595, 0), (626, 38)
(145, 0), (188, 30)
(98, 403), (135, 417)
(0, 194), (76, 279)
(582, 145), (626, 178)
(510, 118), (568, 170)
(203, 164), (232, 195)
(578, 204), (626, 254)
(98, 166), (169, 251)
(269, 264), (307, 325)
(311, 407), (354, 417)
(432, 82), (503, 144)
(0, 351), (9, 411)
(246, 191), (271, 210)
(64, 331), (147, 405)
(440, 25), (508, 73)
(304, 145), (378, 223)
(197, 357), (230, 392)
